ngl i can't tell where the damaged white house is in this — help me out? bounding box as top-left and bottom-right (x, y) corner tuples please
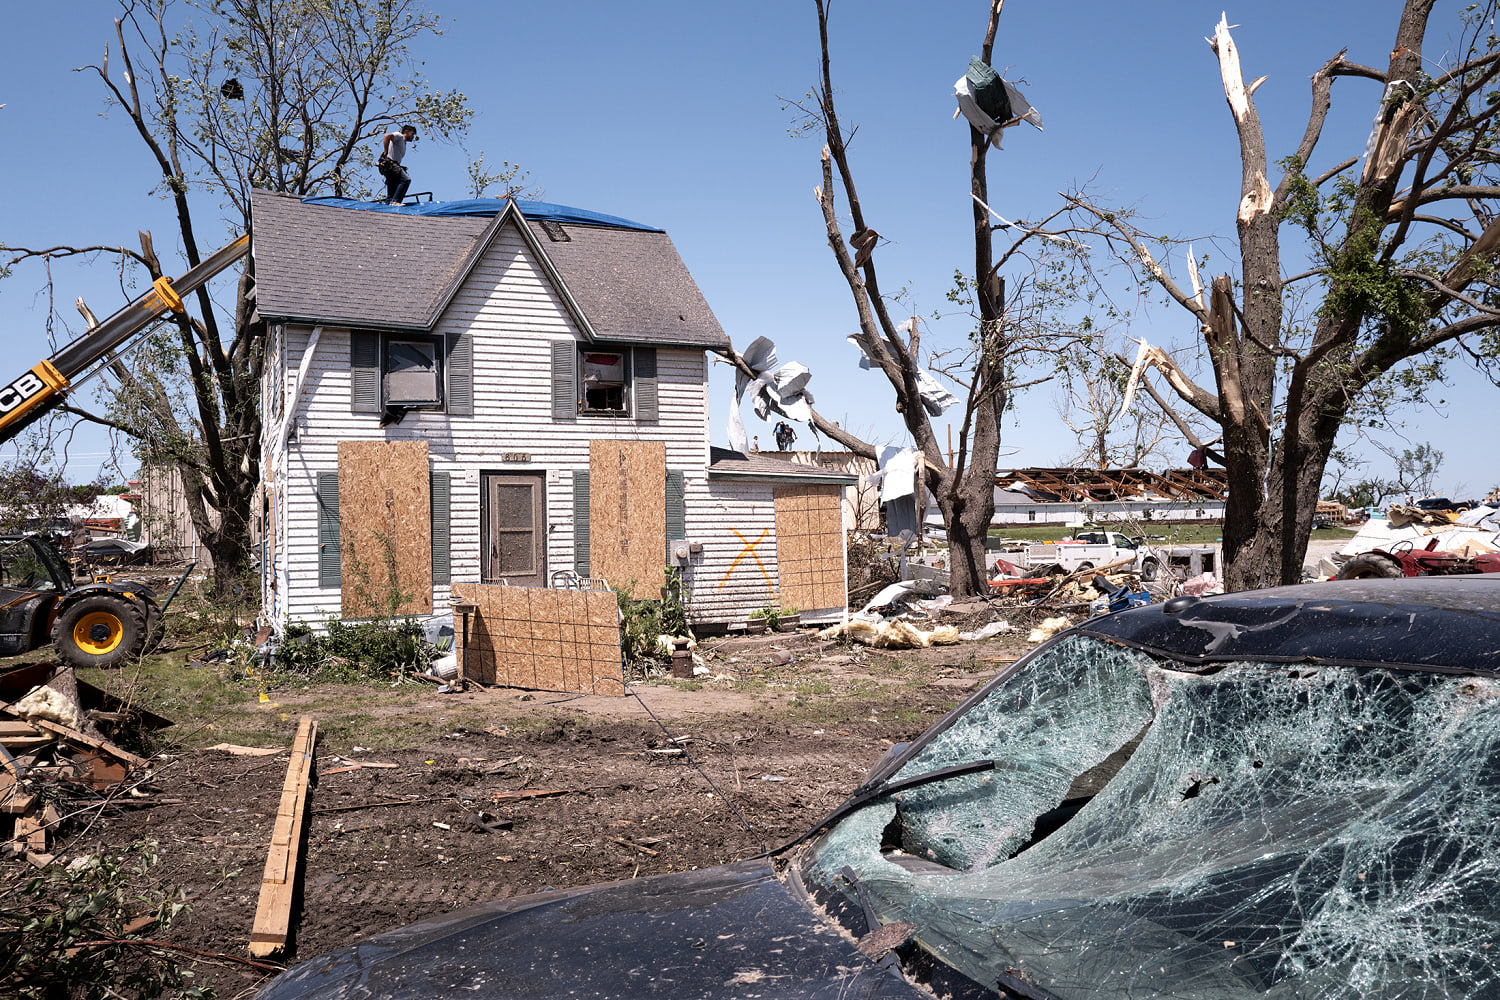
(251, 192), (853, 645)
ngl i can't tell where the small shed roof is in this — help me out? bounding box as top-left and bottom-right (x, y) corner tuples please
(708, 447), (858, 485)
(248, 191), (729, 349)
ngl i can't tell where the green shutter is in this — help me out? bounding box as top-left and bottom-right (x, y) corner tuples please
(317, 471), (341, 587)
(572, 470), (590, 576)
(445, 332), (473, 416)
(430, 471), (451, 584)
(665, 469), (685, 542)
(351, 332), (380, 413)
(552, 340), (577, 420)
(634, 347), (658, 421)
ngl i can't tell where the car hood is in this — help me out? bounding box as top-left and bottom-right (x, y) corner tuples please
(255, 860), (926, 999)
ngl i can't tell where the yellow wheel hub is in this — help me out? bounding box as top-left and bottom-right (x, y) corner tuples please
(73, 611), (125, 656)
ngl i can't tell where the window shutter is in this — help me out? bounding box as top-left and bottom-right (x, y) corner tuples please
(351, 332), (381, 413)
(317, 471), (341, 587)
(430, 471), (451, 584)
(551, 340), (577, 420)
(665, 469), (685, 542)
(634, 347), (659, 421)
(445, 332), (473, 416)
(572, 470), (590, 576)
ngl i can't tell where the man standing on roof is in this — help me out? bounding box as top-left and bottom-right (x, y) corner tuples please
(774, 421), (797, 451)
(378, 124), (417, 205)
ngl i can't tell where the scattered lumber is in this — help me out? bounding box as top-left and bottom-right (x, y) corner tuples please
(248, 717), (318, 959)
(490, 788), (573, 804)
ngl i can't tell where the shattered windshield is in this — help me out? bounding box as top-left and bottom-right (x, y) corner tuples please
(802, 634), (1500, 998)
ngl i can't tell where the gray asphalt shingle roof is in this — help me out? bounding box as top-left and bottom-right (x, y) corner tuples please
(249, 190), (728, 348)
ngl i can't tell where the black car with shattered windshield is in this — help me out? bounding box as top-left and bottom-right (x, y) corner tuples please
(259, 578), (1500, 1000)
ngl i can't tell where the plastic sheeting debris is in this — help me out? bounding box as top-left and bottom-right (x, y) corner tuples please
(728, 336), (820, 453)
(953, 58), (1042, 148)
(847, 332), (958, 417)
(958, 621), (1013, 642)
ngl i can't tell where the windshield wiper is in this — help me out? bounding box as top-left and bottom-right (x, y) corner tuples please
(764, 759), (996, 857)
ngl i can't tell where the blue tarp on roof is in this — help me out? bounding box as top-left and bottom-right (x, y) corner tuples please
(300, 196), (662, 232)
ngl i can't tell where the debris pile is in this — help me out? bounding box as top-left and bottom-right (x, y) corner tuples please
(1, 666), (159, 866)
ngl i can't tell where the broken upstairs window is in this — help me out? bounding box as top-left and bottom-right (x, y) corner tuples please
(802, 634), (1500, 998)
(384, 338), (441, 406)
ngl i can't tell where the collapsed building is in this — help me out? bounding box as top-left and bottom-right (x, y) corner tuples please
(992, 467), (1229, 526)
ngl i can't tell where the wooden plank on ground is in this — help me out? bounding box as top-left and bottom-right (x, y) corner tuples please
(248, 717), (317, 958)
(0, 719), (43, 739)
(31, 718), (148, 768)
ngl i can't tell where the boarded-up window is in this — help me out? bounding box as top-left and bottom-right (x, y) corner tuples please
(588, 440), (665, 598)
(482, 473), (546, 587)
(337, 441), (432, 616)
(452, 583), (623, 696)
(774, 485), (846, 612)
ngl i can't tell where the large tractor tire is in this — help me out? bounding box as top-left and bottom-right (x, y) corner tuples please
(1335, 553), (1404, 581)
(53, 594), (147, 669)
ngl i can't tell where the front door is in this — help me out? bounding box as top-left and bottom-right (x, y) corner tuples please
(481, 473), (546, 587)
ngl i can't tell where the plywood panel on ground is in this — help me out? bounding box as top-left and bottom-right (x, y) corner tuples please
(453, 582), (624, 696)
(774, 485), (846, 612)
(588, 440), (666, 599)
(338, 440), (432, 616)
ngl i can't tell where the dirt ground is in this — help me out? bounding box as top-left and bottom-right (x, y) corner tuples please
(46, 614), (1040, 999)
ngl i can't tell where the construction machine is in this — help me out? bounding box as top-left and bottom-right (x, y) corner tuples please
(0, 235), (250, 667)
(1335, 536), (1500, 580)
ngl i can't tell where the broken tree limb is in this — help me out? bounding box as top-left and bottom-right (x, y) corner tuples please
(249, 717), (317, 959)
(1209, 14), (1273, 225)
(490, 788), (573, 804)
(609, 835), (660, 857)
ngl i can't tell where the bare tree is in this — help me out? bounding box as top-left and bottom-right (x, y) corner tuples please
(724, 0), (1088, 597)
(1, 0), (473, 593)
(1068, 2), (1500, 591)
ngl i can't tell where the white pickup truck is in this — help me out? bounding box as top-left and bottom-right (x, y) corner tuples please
(1019, 530), (1161, 580)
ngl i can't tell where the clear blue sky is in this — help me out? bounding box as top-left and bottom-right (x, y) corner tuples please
(2, 1), (1494, 497)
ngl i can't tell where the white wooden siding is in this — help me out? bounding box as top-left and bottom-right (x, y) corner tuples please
(267, 220), (735, 626)
(681, 479), (781, 625)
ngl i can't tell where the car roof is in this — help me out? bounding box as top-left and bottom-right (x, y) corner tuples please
(1075, 576), (1500, 676)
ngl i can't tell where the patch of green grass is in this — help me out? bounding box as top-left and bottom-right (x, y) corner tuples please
(792, 677), (835, 699)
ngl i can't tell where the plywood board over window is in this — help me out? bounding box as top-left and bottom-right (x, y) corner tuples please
(337, 440), (432, 617)
(774, 485), (846, 612)
(452, 582), (623, 696)
(588, 440), (665, 599)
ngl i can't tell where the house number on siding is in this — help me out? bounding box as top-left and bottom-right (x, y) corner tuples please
(501, 452), (531, 463)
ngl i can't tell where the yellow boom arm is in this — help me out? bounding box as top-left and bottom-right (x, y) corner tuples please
(0, 234), (250, 445)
